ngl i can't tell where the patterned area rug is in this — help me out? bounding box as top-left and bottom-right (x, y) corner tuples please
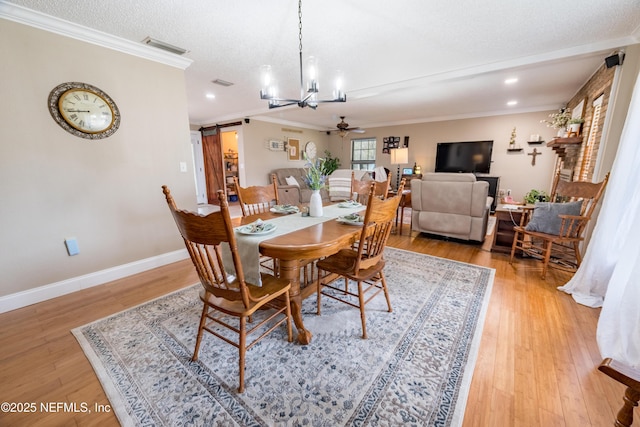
(73, 248), (494, 426)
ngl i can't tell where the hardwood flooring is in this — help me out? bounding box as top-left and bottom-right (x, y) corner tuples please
(0, 227), (634, 426)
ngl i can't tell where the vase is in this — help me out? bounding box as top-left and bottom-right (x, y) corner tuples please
(309, 189), (323, 217)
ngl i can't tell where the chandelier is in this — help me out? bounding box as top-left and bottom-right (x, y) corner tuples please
(259, 0), (346, 109)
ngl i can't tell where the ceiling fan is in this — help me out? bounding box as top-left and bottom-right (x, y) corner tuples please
(331, 116), (365, 138)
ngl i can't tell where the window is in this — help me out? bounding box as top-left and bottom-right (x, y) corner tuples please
(351, 138), (377, 170)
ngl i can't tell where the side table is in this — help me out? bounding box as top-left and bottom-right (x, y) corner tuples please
(491, 204), (532, 253)
(389, 189), (411, 235)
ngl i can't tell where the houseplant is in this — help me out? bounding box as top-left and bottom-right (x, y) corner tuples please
(568, 117), (584, 135)
(524, 189), (550, 204)
(320, 150), (341, 176)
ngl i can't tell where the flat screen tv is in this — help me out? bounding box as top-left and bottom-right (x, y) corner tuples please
(435, 140), (493, 174)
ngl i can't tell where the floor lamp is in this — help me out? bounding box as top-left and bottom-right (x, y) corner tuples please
(390, 147), (408, 191)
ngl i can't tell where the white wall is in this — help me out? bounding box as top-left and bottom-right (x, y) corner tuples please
(0, 20), (195, 300)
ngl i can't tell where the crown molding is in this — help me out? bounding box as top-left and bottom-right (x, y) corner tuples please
(0, 1), (193, 70)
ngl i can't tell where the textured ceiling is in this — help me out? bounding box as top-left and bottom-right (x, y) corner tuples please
(6, 0), (640, 132)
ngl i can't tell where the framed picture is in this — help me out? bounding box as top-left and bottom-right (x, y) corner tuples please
(269, 140), (283, 151)
(287, 138), (300, 161)
(402, 167), (413, 175)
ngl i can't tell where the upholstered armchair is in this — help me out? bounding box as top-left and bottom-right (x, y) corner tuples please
(410, 173), (492, 242)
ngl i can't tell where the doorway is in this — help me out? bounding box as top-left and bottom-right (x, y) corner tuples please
(191, 126), (244, 205)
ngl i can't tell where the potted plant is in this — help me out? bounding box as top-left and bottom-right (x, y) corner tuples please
(541, 107), (572, 137)
(567, 117), (584, 135)
(319, 150), (341, 176)
(524, 189), (550, 204)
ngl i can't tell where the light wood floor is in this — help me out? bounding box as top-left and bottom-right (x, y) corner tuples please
(0, 227), (635, 426)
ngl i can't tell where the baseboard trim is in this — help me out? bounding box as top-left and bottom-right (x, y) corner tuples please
(0, 249), (189, 314)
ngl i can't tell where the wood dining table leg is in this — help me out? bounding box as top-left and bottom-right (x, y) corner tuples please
(278, 258), (312, 345)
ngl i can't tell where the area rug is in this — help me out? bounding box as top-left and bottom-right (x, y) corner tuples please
(73, 248), (494, 426)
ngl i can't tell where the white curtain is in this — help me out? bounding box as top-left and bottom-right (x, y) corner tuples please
(558, 70), (640, 368)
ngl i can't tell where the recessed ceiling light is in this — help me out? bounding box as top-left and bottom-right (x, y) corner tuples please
(505, 78), (518, 84)
(507, 100), (518, 106)
(206, 93), (216, 99)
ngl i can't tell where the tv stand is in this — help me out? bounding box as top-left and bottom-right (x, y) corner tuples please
(474, 175), (499, 213)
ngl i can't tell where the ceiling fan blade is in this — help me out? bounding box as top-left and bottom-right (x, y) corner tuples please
(349, 128), (365, 133)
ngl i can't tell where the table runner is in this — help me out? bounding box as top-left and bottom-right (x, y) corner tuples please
(221, 204), (364, 285)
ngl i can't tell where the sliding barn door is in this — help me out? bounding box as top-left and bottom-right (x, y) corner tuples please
(201, 127), (225, 205)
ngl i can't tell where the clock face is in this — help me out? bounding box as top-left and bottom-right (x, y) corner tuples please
(305, 141), (317, 160)
(59, 89), (114, 133)
(48, 82), (120, 139)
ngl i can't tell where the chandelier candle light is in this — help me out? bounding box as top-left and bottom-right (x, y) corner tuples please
(259, 0), (346, 109)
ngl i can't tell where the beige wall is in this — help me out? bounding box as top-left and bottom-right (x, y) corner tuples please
(0, 20), (194, 298)
(329, 111), (561, 202)
(228, 120), (331, 186)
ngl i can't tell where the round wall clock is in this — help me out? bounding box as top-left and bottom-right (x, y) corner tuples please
(48, 82), (120, 139)
(304, 141), (317, 160)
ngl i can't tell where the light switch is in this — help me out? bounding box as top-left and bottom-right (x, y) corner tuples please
(180, 162), (187, 172)
(65, 238), (79, 256)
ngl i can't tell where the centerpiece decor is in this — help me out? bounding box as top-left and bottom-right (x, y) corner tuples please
(304, 153), (327, 217)
(542, 107), (572, 136)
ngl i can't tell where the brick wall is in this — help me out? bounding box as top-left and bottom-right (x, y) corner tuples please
(561, 64), (615, 181)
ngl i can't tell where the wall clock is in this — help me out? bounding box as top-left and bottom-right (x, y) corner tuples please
(48, 82), (120, 139)
(304, 141), (317, 160)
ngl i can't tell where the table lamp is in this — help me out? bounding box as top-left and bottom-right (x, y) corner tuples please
(390, 147), (408, 190)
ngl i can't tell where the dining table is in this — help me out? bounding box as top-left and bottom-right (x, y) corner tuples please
(230, 203), (365, 344)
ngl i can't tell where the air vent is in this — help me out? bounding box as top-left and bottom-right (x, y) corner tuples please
(212, 79), (234, 87)
(141, 37), (188, 55)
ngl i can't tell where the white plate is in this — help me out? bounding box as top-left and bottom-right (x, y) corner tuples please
(237, 222), (277, 235)
(270, 205), (299, 214)
(337, 215), (364, 226)
(337, 201), (362, 208)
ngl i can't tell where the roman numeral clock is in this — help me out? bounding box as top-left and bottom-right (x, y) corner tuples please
(48, 82), (120, 139)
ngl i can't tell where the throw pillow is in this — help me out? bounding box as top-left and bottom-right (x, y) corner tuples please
(285, 176), (300, 187)
(524, 201), (583, 236)
(328, 177), (352, 201)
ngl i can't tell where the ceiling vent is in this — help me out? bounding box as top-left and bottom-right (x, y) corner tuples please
(141, 37), (188, 55)
(212, 79), (234, 87)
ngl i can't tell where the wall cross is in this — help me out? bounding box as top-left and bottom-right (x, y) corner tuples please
(528, 148), (541, 166)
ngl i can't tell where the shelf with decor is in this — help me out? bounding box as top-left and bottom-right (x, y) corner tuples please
(527, 140), (545, 145)
(224, 151), (239, 201)
(507, 148), (523, 152)
(547, 136), (583, 160)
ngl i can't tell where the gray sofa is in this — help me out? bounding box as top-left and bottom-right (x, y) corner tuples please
(410, 173), (492, 242)
(271, 168), (330, 205)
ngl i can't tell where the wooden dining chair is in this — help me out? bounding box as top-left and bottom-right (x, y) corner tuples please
(510, 172), (609, 279)
(162, 186), (292, 393)
(234, 174), (280, 273)
(233, 175), (279, 216)
(351, 171), (391, 204)
(316, 179), (406, 339)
